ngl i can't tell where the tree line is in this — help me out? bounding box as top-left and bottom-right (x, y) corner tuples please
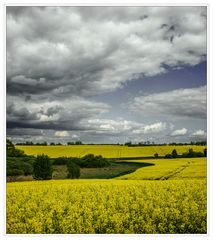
(153, 148), (207, 159)
(14, 140), (207, 146)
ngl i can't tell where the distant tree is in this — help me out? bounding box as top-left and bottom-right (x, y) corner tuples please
(50, 142), (55, 145)
(124, 141), (132, 146)
(6, 139), (25, 157)
(172, 149), (178, 158)
(154, 153), (159, 158)
(187, 148), (195, 158)
(204, 148), (207, 157)
(164, 154), (172, 159)
(67, 161), (80, 179)
(6, 139), (14, 153)
(33, 154), (53, 180)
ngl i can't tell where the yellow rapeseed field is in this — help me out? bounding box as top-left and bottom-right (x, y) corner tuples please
(7, 179), (206, 234)
(16, 145), (206, 158)
(117, 158), (206, 180)
(7, 145), (207, 234)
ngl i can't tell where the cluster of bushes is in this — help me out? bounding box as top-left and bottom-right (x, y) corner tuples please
(7, 152), (110, 179)
(7, 157), (34, 176)
(80, 154), (110, 168)
(53, 154), (110, 168)
(67, 161), (80, 179)
(164, 148), (207, 159)
(34, 154), (109, 180)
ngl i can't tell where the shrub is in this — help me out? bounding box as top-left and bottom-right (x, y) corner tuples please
(53, 157), (80, 166)
(203, 148), (207, 157)
(181, 148), (205, 158)
(154, 153), (159, 158)
(67, 161), (80, 179)
(7, 169), (24, 176)
(53, 157), (69, 165)
(33, 154), (53, 180)
(164, 154), (172, 159)
(21, 162), (33, 175)
(81, 154), (110, 168)
(172, 149), (178, 158)
(7, 158), (33, 176)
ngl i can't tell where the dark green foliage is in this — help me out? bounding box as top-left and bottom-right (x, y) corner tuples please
(203, 148), (207, 157)
(188, 148), (195, 157)
(33, 154), (53, 180)
(6, 139), (25, 157)
(81, 154), (110, 168)
(67, 161), (80, 179)
(53, 157), (69, 165)
(53, 155), (109, 168)
(154, 153), (159, 158)
(7, 157), (34, 176)
(172, 149), (178, 158)
(7, 169), (24, 176)
(182, 148), (205, 158)
(165, 148), (206, 159)
(53, 157), (80, 165)
(124, 141), (132, 146)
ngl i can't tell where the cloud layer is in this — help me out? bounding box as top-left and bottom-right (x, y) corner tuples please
(6, 6), (207, 143)
(128, 86), (207, 119)
(7, 6), (206, 98)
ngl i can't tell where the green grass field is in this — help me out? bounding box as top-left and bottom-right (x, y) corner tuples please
(16, 144), (206, 158)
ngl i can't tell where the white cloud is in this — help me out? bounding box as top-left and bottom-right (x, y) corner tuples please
(83, 118), (168, 136)
(128, 86), (207, 119)
(133, 122), (167, 134)
(191, 129), (206, 137)
(171, 128), (188, 136)
(55, 131), (70, 137)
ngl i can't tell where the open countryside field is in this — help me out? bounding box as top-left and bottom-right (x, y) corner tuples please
(17, 145), (206, 158)
(7, 179), (206, 234)
(117, 157), (206, 180)
(7, 149), (207, 233)
(52, 157), (206, 180)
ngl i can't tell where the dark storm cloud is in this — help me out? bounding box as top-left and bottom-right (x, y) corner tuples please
(7, 95), (111, 131)
(7, 128), (44, 136)
(7, 102), (39, 121)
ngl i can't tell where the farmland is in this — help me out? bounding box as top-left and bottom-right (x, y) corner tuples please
(7, 144), (207, 234)
(16, 144), (206, 158)
(117, 157), (206, 180)
(7, 179), (206, 234)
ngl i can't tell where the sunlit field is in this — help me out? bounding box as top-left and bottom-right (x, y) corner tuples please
(17, 145), (206, 158)
(7, 179), (206, 234)
(7, 145), (207, 234)
(117, 157), (206, 180)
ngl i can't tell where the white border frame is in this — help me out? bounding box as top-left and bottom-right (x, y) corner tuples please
(1, 1), (212, 240)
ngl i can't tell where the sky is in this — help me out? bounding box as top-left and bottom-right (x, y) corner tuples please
(6, 6), (207, 144)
